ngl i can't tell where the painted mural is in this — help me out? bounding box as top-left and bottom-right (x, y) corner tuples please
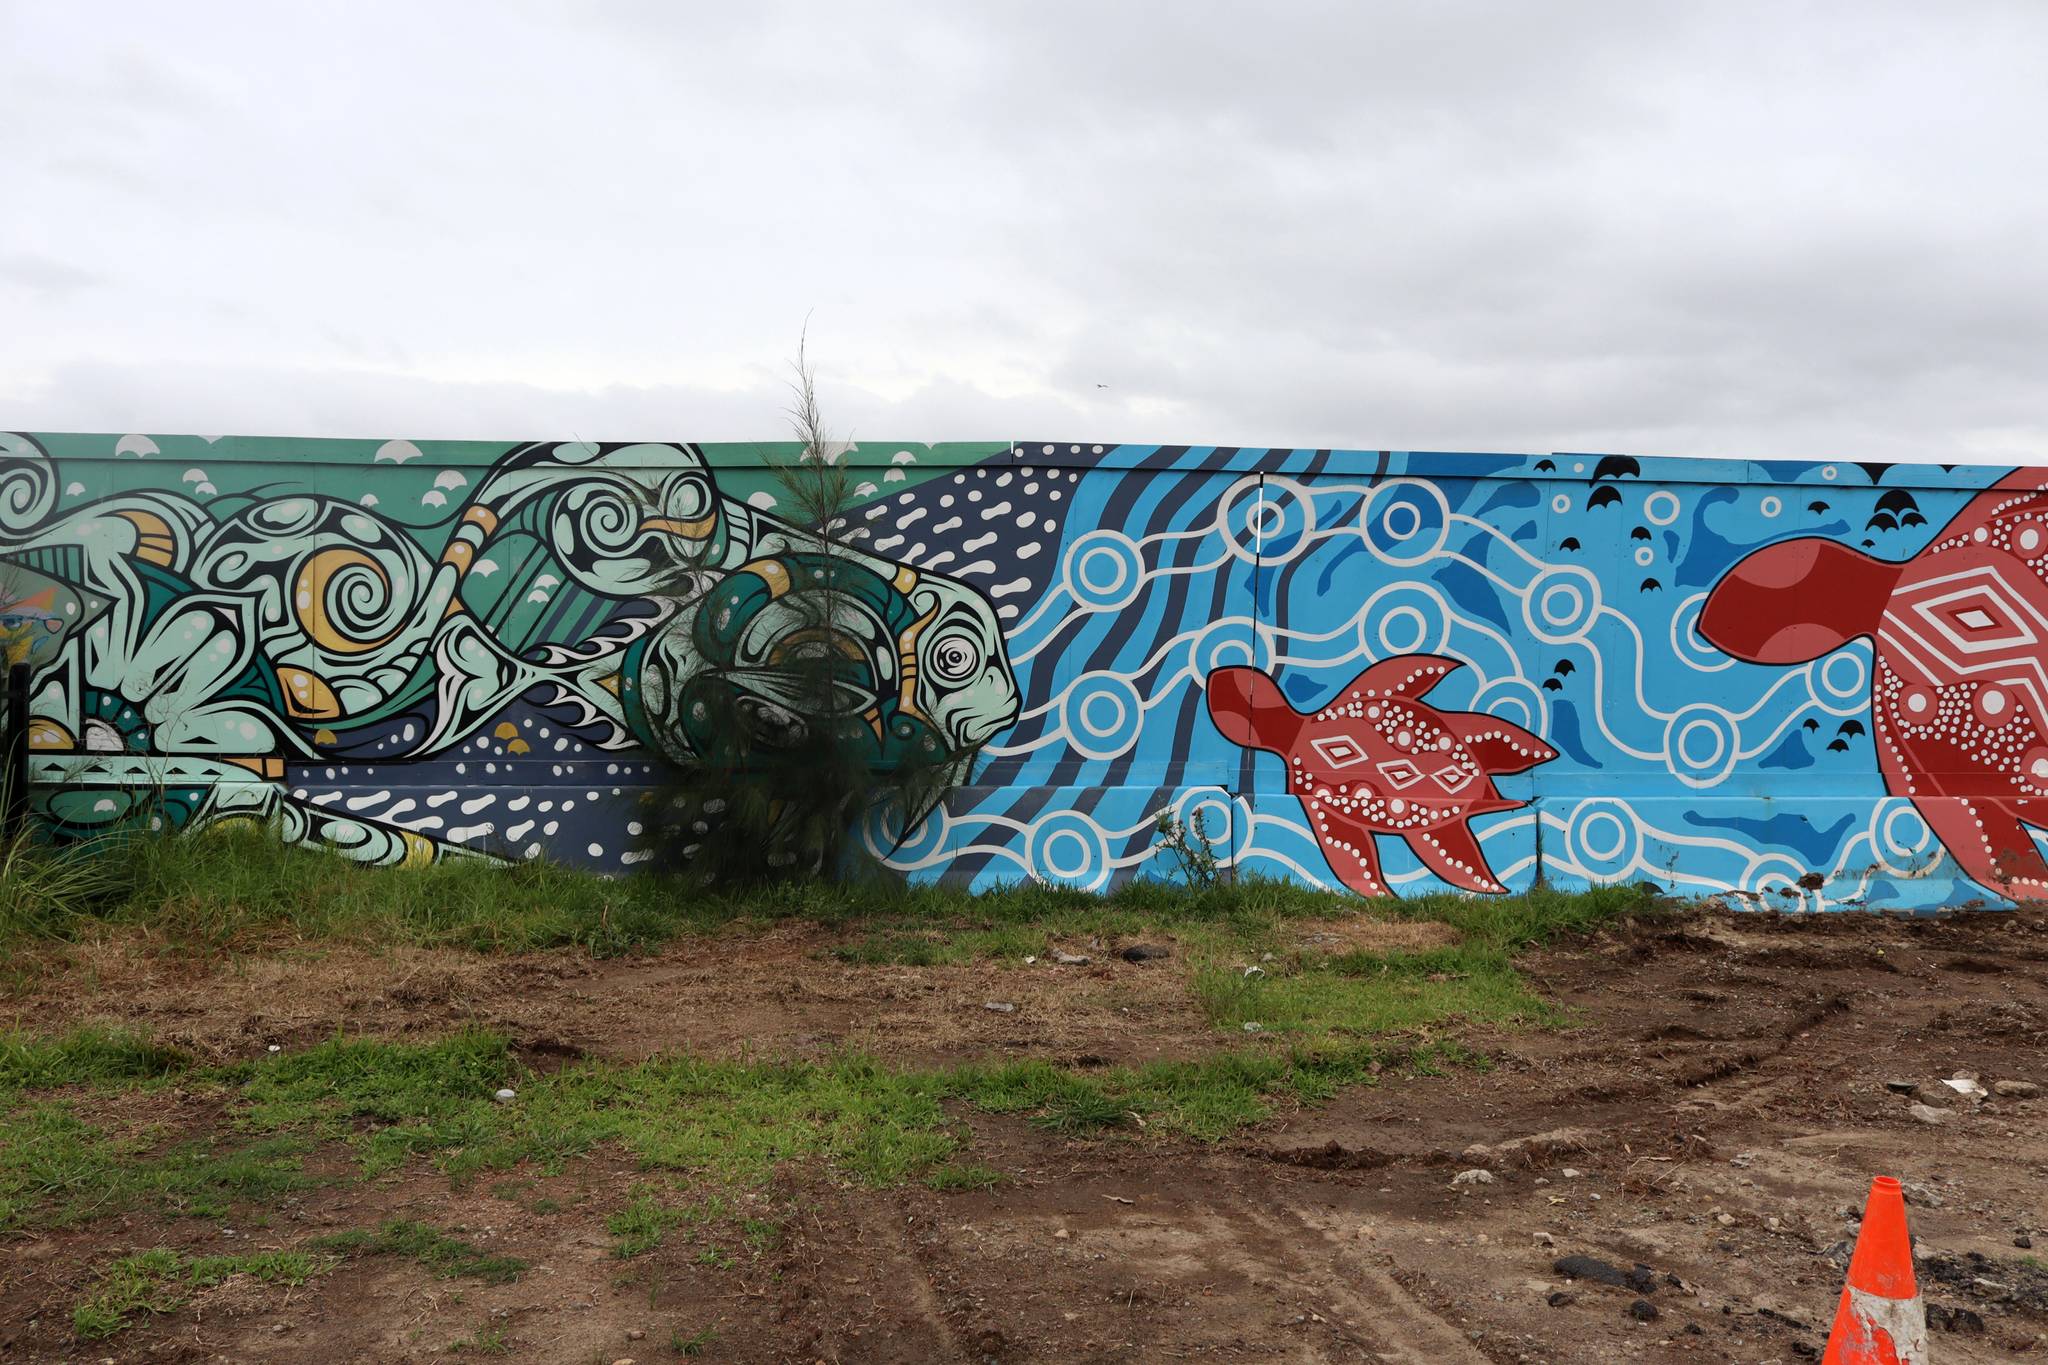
(0, 431), (2039, 910)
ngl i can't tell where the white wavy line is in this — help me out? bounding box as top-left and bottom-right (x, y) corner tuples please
(1446, 511), (1554, 575)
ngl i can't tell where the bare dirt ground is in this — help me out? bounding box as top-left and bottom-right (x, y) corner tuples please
(6, 907), (2048, 1363)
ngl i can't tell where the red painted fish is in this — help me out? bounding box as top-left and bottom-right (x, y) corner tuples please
(1206, 655), (1556, 896)
(1700, 469), (2048, 900)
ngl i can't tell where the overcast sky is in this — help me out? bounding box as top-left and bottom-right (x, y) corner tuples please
(4, 2), (2045, 464)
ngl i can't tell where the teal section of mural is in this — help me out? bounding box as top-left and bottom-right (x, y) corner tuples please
(2, 431), (2042, 911)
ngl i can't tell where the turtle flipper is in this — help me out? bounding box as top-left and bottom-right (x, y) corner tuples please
(1914, 796), (2048, 903)
(1404, 818), (1508, 895)
(1303, 798), (1389, 898)
(1700, 539), (1903, 664)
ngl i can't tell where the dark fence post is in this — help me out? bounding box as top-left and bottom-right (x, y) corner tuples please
(5, 661), (29, 841)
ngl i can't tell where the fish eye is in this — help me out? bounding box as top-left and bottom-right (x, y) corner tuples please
(929, 634), (982, 684)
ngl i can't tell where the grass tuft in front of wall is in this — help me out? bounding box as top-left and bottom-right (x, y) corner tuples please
(0, 823), (1660, 958)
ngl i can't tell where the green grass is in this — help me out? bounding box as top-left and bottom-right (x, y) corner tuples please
(606, 1187), (702, 1257)
(924, 1163), (1004, 1191)
(3, 1024), (1485, 1236)
(0, 823), (1572, 958)
(0, 834), (1664, 1236)
(672, 1325), (719, 1356)
(0, 1027), (189, 1091)
(71, 1247), (326, 1341)
(309, 1218), (527, 1283)
(446, 1318), (513, 1355)
(0, 1099), (314, 1231)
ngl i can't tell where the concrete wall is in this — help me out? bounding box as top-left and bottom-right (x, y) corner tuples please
(3, 431), (2037, 910)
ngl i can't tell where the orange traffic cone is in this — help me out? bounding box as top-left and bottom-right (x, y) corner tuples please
(1823, 1175), (1929, 1364)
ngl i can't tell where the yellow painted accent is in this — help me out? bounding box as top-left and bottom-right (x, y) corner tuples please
(223, 756), (285, 779)
(462, 506), (499, 535)
(739, 557), (793, 599)
(895, 606), (938, 720)
(114, 510), (177, 566)
(400, 832), (435, 868)
(594, 672), (622, 697)
(493, 721), (520, 739)
(27, 718), (72, 750)
(277, 665), (341, 719)
(893, 564), (919, 594)
(643, 514), (718, 541)
(313, 728), (338, 746)
(295, 549), (395, 654)
(507, 738), (531, 754)
(440, 540), (475, 571)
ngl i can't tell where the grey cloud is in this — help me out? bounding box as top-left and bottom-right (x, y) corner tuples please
(2, 2), (2044, 468)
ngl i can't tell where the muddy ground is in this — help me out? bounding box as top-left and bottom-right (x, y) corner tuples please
(5, 906), (2048, 1363)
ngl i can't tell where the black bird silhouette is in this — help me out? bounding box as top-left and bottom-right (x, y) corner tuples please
(1856, 461), (1894, 484)
(1803, 718), (1821, 731)
(1876, 489), (1920, 514)
(1554, 660), (1576, 676)
(1827, 739), (1850, 753)
(1862, 539), (1876, 548)
(1591, 455), (1642, 481)
(1838, 720), (1866, 737)
(1587, 487), (1623, 510)
(1901, 511), (1926, 527)
(1543, 678), (1563, 692)
(1560, 536), (1581, 552)
(1807, 500), (1830, 514)
(1639, 577), (1662, 592)
(1867, 512), (1898, 532)
(1630, 526), (1652, 541)
(1534, 458), (1557, 472)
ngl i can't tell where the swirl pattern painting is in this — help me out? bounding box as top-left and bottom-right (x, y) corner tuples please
(0, 431), (2035, 911)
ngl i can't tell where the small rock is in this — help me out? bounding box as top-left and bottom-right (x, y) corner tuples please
(1907, 1103), (1954, 1126)
(983, 1001), (1017, 1014)
(1560, 1167), (1584, 1179)
(1715, 1213), (1736, 1227)
(1728, 1152), (1754, 1168)
(494, 1088), (517, 1103)
(1994, 1079), (2040, 1099)
(1119, 944), (1171, 962)
(626, 1330), (644, 1341)
(1941, 1075), (1987, 1099)
(1626, 1299), (1659, 1322)
(1451, 1169), (1494, 1187)
(1242, 964), (1266, 978)
(1461, 1143), (1494, 1162)
(267, 1044), (281, 1053)
(1053, 1228), (1070, 1240)
(1901, 1180), (1944, 1208)
(2014, 1233), (2033, 1249)
(1553, 1255), (1656, 1293)
(1053, 952), (1090, 965)
(1532, 1232), (1556, 1247)
(1926, 1303), (1986, 1334)
(1547, 1291), (1576, 1308)
(1883, 1079), (1918, 1094)
(1241, 1022), (1264, 1033)
(1023, 955), (1037, 964)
